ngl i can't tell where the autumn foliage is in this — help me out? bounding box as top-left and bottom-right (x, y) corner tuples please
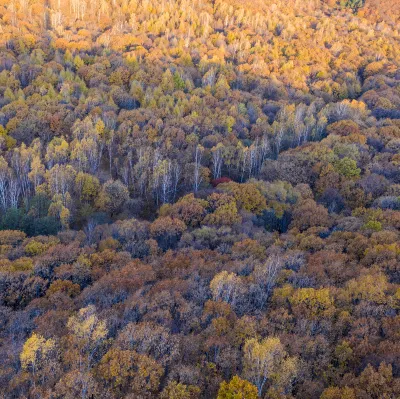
(0, 0), (399, 398)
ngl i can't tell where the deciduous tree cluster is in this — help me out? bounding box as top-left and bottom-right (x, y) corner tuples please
(0, 0), (399, 398)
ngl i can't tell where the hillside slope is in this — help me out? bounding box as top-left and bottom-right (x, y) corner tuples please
(0, 1), (399, 399)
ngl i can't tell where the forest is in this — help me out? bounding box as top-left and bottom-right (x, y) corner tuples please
(0, 0), (399, 398)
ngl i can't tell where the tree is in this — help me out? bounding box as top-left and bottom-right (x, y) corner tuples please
(45, 137), (69, 167)
(46, 164), (76, 200)
(251, 255), (283, 310)
(0, 1), (400, 397)
(220, 182), (267, 215)
(168, 194), (208, 227)
(326, 120), (360, 137)
(210, 271), (243, 308)
(217, 376), (258, 399)
(48, 194), (71, 229)
(97, 346), (163, 397)
(65, 305), (108, 373)
(97, 348), (162, 393)
(290, 199), (331, 231)
(46, 280), (81, 298)
(356, 363), (399, 398)
(290, 288), (335, 319)
(116, 321), (179, 366)
(96, 180), (129, 215)
(161, 69), (175, 94)
(334, 157), (360, 178)
(75, 172), (100, 203)
(160, 381), (201, 399)
(345, 273), (388, 304)
(193, 145), (205, 193)
(343, 0), (365, 12)
(28, 155), (45, 192)
(320, 386), (356, 399)
(55, 370), (100, 399)
(211, 143), (224, 179)
(150, 216), (186, 250)
(203, 194), (242, 227)
(243, 336), (298, 397)
(131, 352), (163, 397)
(20, 333), (57, 385)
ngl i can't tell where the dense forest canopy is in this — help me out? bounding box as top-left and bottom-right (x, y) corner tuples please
(0, 0), (399, 398)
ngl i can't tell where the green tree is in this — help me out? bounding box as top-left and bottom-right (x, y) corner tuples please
(173, 71), (186, 90)
(342, 0), (365, 12)
(334, 157), (360, 178)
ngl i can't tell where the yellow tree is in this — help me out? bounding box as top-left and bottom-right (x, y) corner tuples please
(97, 347), (163, 396)
(28, 155), (45, 192)
(66, 305), (108, 373)
(48, 193), (71, 229)
(219, 182), (267, 215)
(289, 287), (335, 319)
(243, 336), (298, 397)
(45, 137), (69, 168)
(217, 375), (258, 399)
(75, 172), (100, 203)
(320, 386), (356, 399)
(20, 333), (57, 385)
(97, 348), (136, 390)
